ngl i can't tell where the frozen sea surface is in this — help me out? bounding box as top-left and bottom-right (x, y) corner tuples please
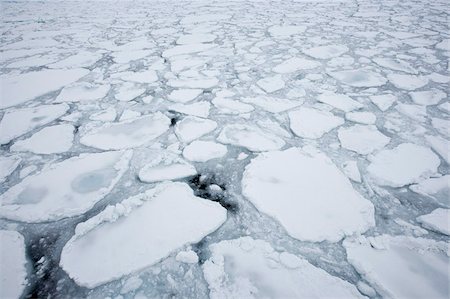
(0, 0), (448, 298)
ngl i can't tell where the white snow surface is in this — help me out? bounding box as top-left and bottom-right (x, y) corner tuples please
(0, 230), (27, 299)
(417, 208), (450, 235)
(242, 147), (374, 242)
(289, 107), (344, 139)
(60, 182), (226, 288)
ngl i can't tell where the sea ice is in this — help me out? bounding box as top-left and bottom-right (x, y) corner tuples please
(55, 82), (110, 103)
(369, 94), (396, 111)
(256, 75), (285, 93)
(272, 57), (321, 73)
(317, 92), (363, 112)
(60, 182), (226, 288)
(0, 230), (27, 299)
(344, 235), (449, 299)
(167, 89), (203, 103)
(242, 147), (374, 242)
(80, 113), (170, 150)
(338, 125), (390, 155)
(0, 156), (21, 183)
(345, 111), (377, 124)
(328, 69), (387, 87)
(242, 96), (301, 113)
(417, 208), (450, 235)
(138, 153), (196, 183)
(182, 140), (227, 162)
(303, 45), (349, 60)
(0, 151), (131, 222)
(174, 116), (217, 143)
(11, 124), (74, 154)
(288, 107), (344, 139)
(410, 175), (450, 207)
(203, 237), (365, 299)
(409, 90), (446, 106)
(388, 74), (429, 90)
(367, 143), (440, 187)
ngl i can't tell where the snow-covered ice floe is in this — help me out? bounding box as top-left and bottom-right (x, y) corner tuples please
(344, 235), (449, 299)
(203, 237), (365, 299)
(60, 182), (226, 288)
(0, 230), (27, 299)
(242, 147), (374, 242)
(0, 151), (131, 222)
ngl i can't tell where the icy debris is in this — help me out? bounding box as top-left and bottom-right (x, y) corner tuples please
(369, 94), (396, 111)
(344, 235), (449, 299)
(11, 124), (74, 154)
(410, 175), (450, 207)
(329, 69), (387, 87)
(174, 116), (217, 143)
(272, 57), (321, 73)
(169, 101), (210, 118)
(212, 97), (254, 114)
(338, 125), (390, 155)
(218, 124), (285, 152)
(303, 45), (349, 59)
(256, 75), (285, 93)
(342, 160), (362, 183)
(242, 96), (301, 113)
(90, 107), (117, 122)
(426, 135), (450, 164)
(0, 151), (131, 222)
(317, 92), (363, 112)
(345, 111), (376, 124)
(203, 237), (365, 299)
(114, 82), (146, 102)
(387, 74), (429, 90)
(242, 147), (374, 242)
(367, 143), (440, 187)
(0, 230), (27, 299)
(120, 276), (143, 294)
(0, 156), (21, 183)
(60, 182), (226, 288)
(176, 34), (216, 45)
(417, 208), (450, 235)
(289, 107), (344, 139)
(0, 104), (69, 145)
(183, 141), (227, 162)
(167, 89), (203, 103)
(0, 68), (89, 108)
(409, 90), (446, 106)
(372, 57), (417, 74)
(55, 82), (110, 103)
(81, 113), (170, 150)
(268, 25), (306, 37)
(138, 152), (196, 183)
(176, 250), (199, 264)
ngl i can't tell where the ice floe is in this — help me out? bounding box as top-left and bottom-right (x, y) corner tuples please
(81, 113), (170, 150)
(369, 94), (397, 111)
(138, 152), (196, 183)
(256, 75), (285, 93)
(338, 125), (390, 155)
(388, 74), (429, 90)
(289, 107), (344, 139)
(167, 89), (203, 103)
(417, 208), (450, 235)
(345, 111), (377, 124)
(242, 147), (374, 242)
(328, 69), (387, 87)
(242, 96), (301, 113)
(344, 235), (449, 299)
(0, 230), (27, 299)
(182, 140), (227, 162)
(272, 57), (321, 73)
(409, 90), (446, 106)
(0, 104), (69, 145)
(174, 116), (217, 143)
(55, 82), (110, 103)
(0, 151), (131, 222)
(410, 175), (450, 207)
(203, 237), (365, 299)
(60, 182), (226, 287)
(0, 156), (21, 183)
(317, 92), (363, 112)
(367, 143), (440, 187)
(303, 45), (349, 60)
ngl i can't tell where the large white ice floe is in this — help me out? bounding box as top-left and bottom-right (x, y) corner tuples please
(60, 182), (226, 288)
(0, 151), (131, 222)
(288, 107), (344, 139)
(0, 104), (69, 145)
(11, 124), (74, 154)
(367, 143), (440, 187)
(372, 57), (417, 74)
(162, 44), (215, 58)
(0, 230), (27, 299)
(167, 88), (203, 103)
(426, 135), (450, 164)
(242, 147), (374, 242)
(182, 140), (227, 162)
(176, 34), (216, 45)
(169, 101), (211, 118)
(218, 124), (285, 152)
(55, 82), (110, 103)
(409, 89), (446, 106)
(302, 44), (349, 59)
(410, 175), (449, 207)
(203, 237), (365, 299)
(317, 92), (363, 112)
(328, 69), (387, 87)
(272, 57), (321, 73)
(344, 235), (449, 299)
(0, 156), (21, 183)
(369, 94), (396, 111)
(0, 68), (89, 109)
(268, 25), (306, 38)
(417, 208), (450, 235)
(80, 113), (170, 150)
(174, 116), (217, 143)
(212, 97), (254, 114)
(338, 125), (390, 155)
(138, 152), (196, 183)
